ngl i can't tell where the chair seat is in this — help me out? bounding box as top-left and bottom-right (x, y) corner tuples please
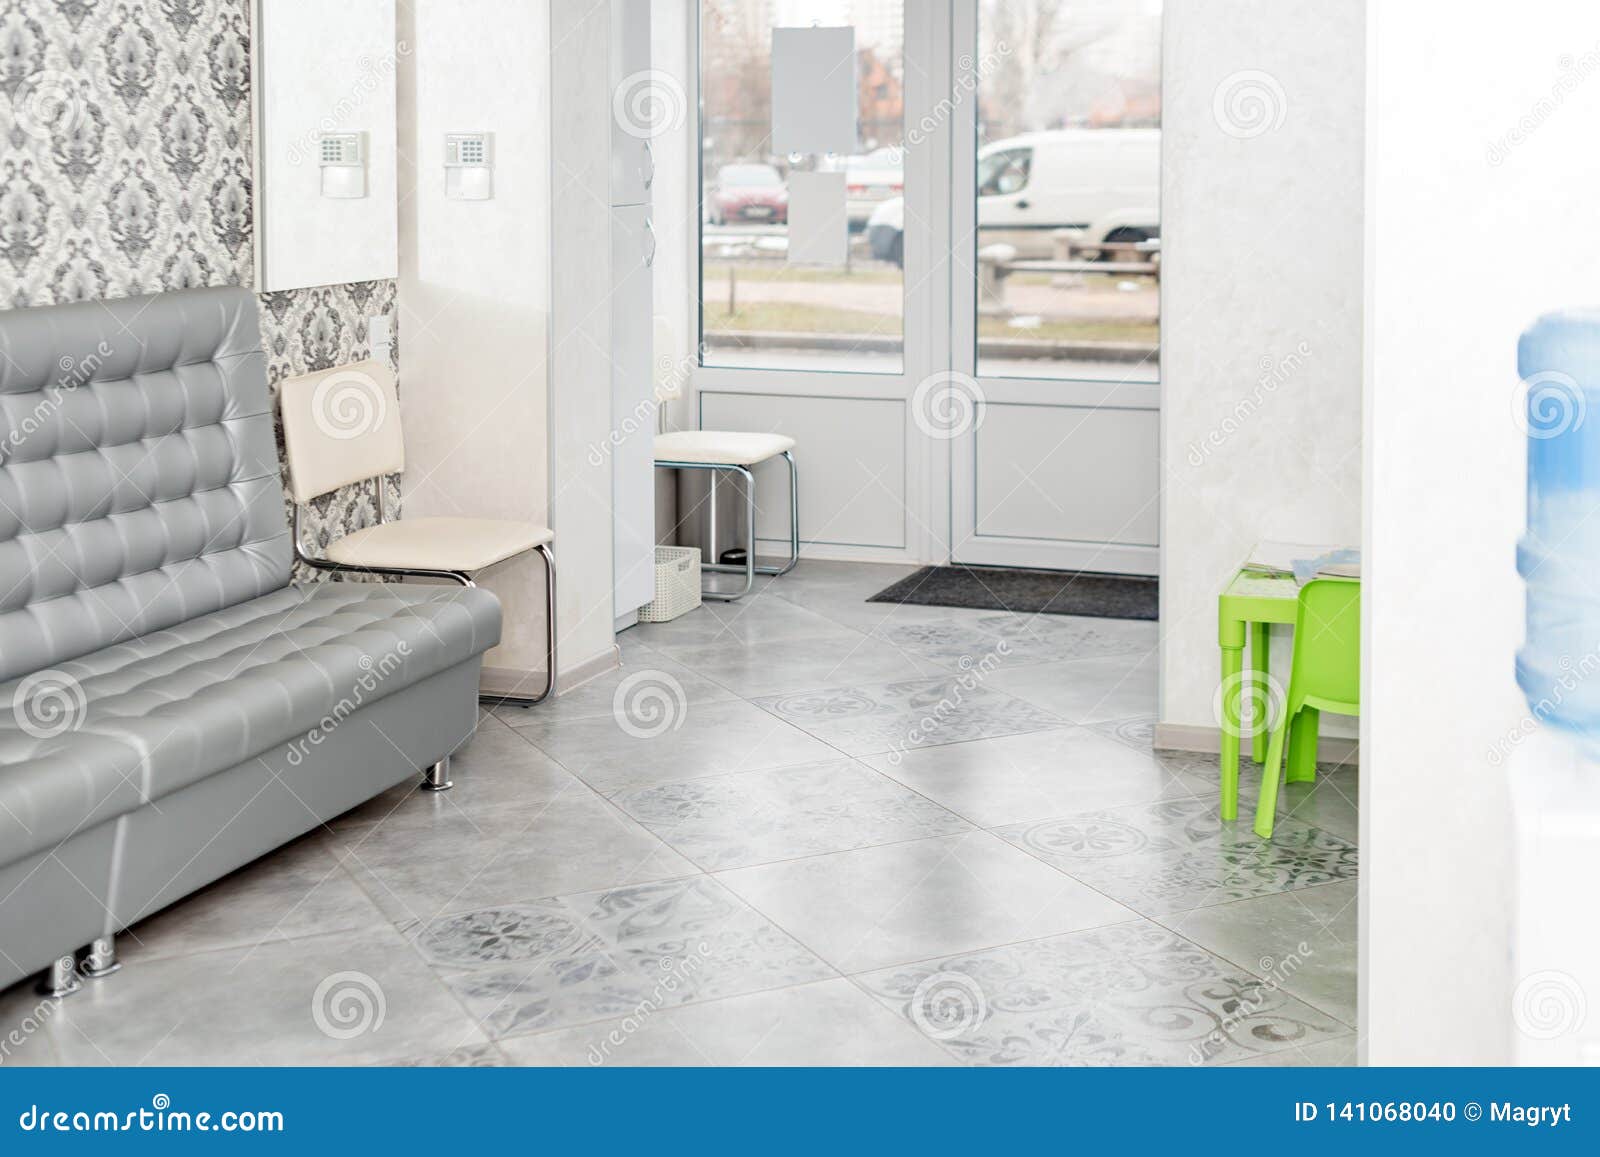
(654, 430), (796, 467)
(325, 517), (553, 573)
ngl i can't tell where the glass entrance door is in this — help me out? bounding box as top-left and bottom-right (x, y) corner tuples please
(948, 0), (1162, 574)
(686, 2), (1161, 573)
(690, 0), (952, 567)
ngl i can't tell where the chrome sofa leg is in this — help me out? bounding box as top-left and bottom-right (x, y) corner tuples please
(81, 936), (120, 979)
(36, 953), (82, 999)
(421, 756), (453, 792)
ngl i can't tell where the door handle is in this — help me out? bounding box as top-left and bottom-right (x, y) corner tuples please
(644, 217), (656, 267)
(1015, 199), (1031, 210)
(642, 140), (654, 190)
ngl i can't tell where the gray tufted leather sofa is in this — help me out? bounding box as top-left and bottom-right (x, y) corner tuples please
(0, 287), (501, 992)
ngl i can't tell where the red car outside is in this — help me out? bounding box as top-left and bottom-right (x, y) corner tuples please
(708, 163), (788, 225)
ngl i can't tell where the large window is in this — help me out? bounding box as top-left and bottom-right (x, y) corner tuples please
(973, 0), (1162, 383)
(699, 1), (906, 374)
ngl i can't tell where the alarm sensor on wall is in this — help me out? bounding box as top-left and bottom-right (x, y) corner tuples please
(445, 132), (495, 201)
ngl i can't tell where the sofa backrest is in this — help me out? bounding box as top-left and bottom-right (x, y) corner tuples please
(0, 288), (292, 681)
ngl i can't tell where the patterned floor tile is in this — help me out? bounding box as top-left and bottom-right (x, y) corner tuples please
(753, 675), (1067, 756)
(857, 919), (1348, 1066)
(391, 1043), (507, 1067)
(509, 698), (840, 794)
(985, 652), (1158, 725)
(497, 978), (954, 1067)
(865, 726), (1213, 828)
(1163, 880), (1358, 1027)
(874, 613), (1155, 668)
(661, 631), (956, 697)
(2, 561), (1357, 1067)
(40, 927), (488, 1066)
(330, 794), (696, 925)
(429, 878), (836, 1040)
(716, 831), (1134, 973)
(611, 759), (972, 869)
(996, 796), (1357, 916)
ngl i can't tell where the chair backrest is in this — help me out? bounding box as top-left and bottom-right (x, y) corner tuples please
(1291, 578), (1361, 712)
(278, 359), (404, 504)
(0, 287), (292, 682)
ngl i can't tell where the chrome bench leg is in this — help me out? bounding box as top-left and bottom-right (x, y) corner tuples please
(478, 543), (557, 708)
(753, 449), (799, 577)
(36, 953), (82, 999)
(421, 756), (453, 792)
(82, 935), (120, 978)
(699, 465), (757, 601)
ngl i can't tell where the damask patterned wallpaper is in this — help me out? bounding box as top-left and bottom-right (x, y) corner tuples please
(0, 0), (398, 572)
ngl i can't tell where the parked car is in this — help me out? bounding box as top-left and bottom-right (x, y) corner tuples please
(824, 147), (905, 229)
(708, 163), (788, 225)
(867, 128), (1160, 266)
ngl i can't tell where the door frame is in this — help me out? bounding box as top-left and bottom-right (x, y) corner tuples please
(945, 0), (1161, 575)
(685, 0), (954, 567)
(682, 1), (1160, 575)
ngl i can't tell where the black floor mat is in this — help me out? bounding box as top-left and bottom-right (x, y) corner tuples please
(867, 565), (1158, 621)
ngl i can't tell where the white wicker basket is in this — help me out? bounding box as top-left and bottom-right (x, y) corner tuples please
(638, 546), (702, 622)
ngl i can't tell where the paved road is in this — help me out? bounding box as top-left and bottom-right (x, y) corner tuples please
(702, 347), (1159, 384)
(702, 274), (1159, 322)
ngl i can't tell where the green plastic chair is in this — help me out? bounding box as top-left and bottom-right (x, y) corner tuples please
(1254, 578), (1360, 838)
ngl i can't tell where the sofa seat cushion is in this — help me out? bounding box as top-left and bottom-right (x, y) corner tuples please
(0, 724), (148, 866)
(0, 582), (501, 858)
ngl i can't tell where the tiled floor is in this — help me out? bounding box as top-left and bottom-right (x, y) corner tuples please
(0, 562), (1358, 1067)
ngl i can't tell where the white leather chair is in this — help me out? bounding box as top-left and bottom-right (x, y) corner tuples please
(279, 360), (556, 714)
(654, 430), (798, 600)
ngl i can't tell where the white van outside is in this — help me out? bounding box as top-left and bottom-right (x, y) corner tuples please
(867, 128), (1159, 265)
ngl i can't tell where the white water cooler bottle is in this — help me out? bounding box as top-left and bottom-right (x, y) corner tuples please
(1510, 311), (1600, 1064)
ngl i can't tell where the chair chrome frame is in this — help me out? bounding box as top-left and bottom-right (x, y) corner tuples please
(654, 449), (799, 601)
(292, 476), (556, 706)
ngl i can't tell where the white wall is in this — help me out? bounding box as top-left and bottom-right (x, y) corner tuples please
(651, 0), (695, 540)
(1158, 0), (1366, 748)
(1363, 0), (1600, 1065)
(547, 0), (622, 681)
(398, 0), (556, 693)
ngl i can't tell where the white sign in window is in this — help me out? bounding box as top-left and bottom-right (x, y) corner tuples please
(770, 26), (858, 157)
(786, 171), (848, 266)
